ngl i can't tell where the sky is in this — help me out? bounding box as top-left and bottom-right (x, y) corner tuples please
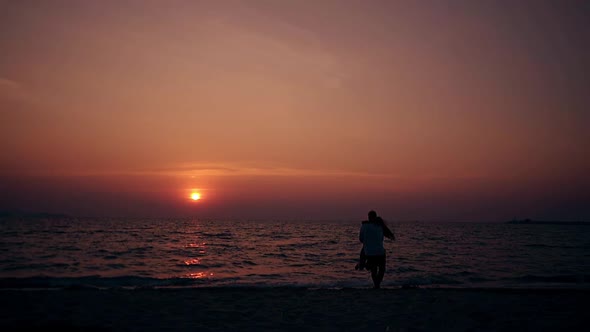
(1, 0), (589, 221)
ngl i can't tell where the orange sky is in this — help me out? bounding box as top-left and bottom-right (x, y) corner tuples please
(1, 1), (589, 221)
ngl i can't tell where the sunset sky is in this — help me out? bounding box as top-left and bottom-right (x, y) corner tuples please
(1, 1), (588, 221)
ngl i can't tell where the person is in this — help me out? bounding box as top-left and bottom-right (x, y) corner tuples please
(357, 210), (395, 288)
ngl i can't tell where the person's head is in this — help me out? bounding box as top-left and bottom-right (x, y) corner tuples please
(368, 210), (377, 221)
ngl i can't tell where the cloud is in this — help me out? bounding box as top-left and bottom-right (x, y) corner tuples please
(0, 78), (20, 88)
(0, 78), (28, 101)
(6, 161), (395, 179)
(141, 162), (395, 179)
(3, 160), (490, 184)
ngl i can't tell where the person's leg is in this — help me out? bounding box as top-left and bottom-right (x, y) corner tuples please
(360, 248), (366, 270)
(369, 255), (386, 289)
(364, 250), (372, 271)
(355, 247), (366, 270)
(370, 264), (379, 288)
(366, 256), (379, 288)
(375, 255), (386, 288)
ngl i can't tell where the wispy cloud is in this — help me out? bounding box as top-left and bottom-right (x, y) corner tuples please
(2, 161), (490, 183)
(4, 162), (396, 179)
(0, 78), (27, 101)
(150, 162), (394, 178)
(0, 78), (20, 88)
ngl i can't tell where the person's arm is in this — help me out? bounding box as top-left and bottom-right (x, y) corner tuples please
(376, 217), (395, 240)
(383, 224), (395, 240)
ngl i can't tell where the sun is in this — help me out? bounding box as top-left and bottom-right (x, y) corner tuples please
(190, 192), (201, 201)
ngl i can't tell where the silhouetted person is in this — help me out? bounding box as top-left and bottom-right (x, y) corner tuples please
(357, 210), (395, 288)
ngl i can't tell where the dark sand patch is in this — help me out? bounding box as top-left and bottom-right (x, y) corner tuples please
(0, 288), (587, 331)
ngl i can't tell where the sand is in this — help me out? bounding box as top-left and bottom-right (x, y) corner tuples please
(0, 288), (587, 331)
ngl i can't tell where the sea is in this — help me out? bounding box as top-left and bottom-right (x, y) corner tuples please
(1, 218), (589, 289)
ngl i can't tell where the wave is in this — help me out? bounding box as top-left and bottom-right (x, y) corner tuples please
(0, 276), (209, 289)
(3, 273), (590, 290)
(202, 232), (233, 239)
(524, 244), (590, 249)
(508, 274), (590, 284)
(0, 276), (356, 290)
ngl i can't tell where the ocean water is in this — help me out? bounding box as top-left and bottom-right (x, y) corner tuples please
(1, 218), (589, 289)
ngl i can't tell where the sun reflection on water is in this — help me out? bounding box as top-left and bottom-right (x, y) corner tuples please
(184, 258), (201, 265)
(187, 272), (214, 279)
(185, 242), (207, 254)
(186, 242), (206, 247)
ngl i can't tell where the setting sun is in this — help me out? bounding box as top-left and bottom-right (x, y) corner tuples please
(191, 193), (201, 201)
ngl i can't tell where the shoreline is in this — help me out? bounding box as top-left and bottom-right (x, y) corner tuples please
(1, 287), (587, 331)
(2, 285), (590, 291)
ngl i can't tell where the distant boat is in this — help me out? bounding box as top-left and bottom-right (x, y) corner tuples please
(506, 218), (590, 225)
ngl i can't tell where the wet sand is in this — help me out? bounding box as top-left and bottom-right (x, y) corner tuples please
(1, 288), (587, 331)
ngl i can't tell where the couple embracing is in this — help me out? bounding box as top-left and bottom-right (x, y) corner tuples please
(356, 210), (395, 289)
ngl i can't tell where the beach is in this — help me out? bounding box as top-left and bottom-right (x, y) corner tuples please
(1, 288), (587, 331)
